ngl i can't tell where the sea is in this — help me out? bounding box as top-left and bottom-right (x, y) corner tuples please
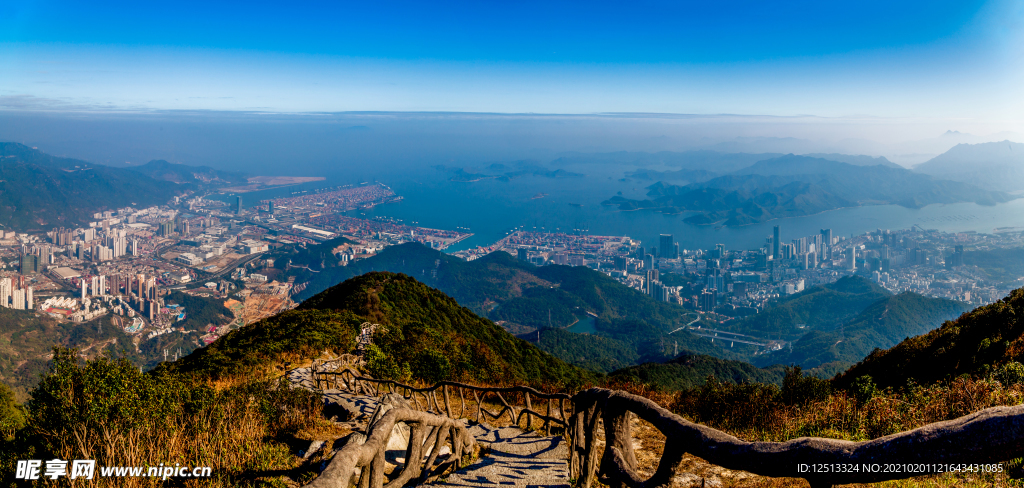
(209, 166), (1024, 254)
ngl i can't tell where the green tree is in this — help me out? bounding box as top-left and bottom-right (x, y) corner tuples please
(0, 382), (24, 440)
(998, 362), (1024, 386)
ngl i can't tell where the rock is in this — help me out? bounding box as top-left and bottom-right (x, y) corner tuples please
(303, 440), (325, 459)
(672, 473), (722, 488)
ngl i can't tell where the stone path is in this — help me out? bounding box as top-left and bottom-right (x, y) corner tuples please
(288, 366), (571, 488)
(435, 425), (569, 488)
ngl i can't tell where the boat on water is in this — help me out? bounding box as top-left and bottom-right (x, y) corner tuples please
(568, 203), (583, 207)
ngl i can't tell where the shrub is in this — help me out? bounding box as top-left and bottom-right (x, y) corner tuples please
(998, 361), (1024, 386)
(850, 375), (877, 405)
(1, 347), (323, 487)
(781, 366), (832, 406)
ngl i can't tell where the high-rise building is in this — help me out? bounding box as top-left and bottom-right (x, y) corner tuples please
(98, 275), (106, 296)
(158, 221), (174, 237)
(773, 225), (781, 259)
(613, 256), (627, 271)
(706, 268), (725, 291)
(715, 244), (725, 260)
(80, 280), (87, 301)
(26, 287), (32, 310)
(0, 278), (11, 308)
(699, 289), (717, 312)
(850, 246), (857, 271)
(646, 269), (660, 288)
(794, 237), (808, 254)
(268, 201), (275, 215)
(659, 234), (676, 259)
(91, 276), (99, 296)
(236, 196), (243, 215)
(129, 239), (139, 256)
(948, 245), (965, 268)
(517, 248), (528, 261)
(643, 254), (654, 270)
(11, 289), (24, 310)
(20, 254), (39, 274)
(820, 229), (832, 259)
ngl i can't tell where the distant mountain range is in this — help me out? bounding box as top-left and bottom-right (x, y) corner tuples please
(288, 242), (733, 372)
(278, 243), (967, 381)
(0, 143), (182, 231)
(914, 140), (1024, 193)
(603, 154), (1012, 225)
(433, 161), (584, 182)
(0, 143), (257, 231)
(125, 159), (248, 187)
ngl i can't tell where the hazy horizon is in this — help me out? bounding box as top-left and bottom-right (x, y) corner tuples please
(2, 109), (1023, 175)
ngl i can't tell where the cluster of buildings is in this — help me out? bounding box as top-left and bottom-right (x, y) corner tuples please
(454, 223), (1024, 320)
(0, 277), (33, 310)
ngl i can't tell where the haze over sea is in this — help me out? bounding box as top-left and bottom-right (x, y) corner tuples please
(211, 166), (1024, 254)
(3, 110), (1021, 252)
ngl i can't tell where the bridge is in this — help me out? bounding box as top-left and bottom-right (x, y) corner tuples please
(672, 322), (777, 348)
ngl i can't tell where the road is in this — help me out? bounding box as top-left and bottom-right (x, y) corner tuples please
(202, 252), (263, 281)
(669, 316), (703, 334)
(673, 322), (774, 347)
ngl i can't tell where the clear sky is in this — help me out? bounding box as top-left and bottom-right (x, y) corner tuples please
(1, 0), (1022, 123)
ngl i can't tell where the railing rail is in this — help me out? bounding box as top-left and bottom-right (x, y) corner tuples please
(570, 388), (1024, 488)
(312, 365), (572, 431)
(309, 364), (1024, 488)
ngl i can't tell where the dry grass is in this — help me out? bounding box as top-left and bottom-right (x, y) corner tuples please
(20, 352), (329, 488)
(604, 376), (1024, 488)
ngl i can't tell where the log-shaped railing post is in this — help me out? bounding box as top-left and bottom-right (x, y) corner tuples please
(474, 391), (481, 423)
(544, 398), (552, 432)
(443, 385), (454, 418)
(524, 392), (533, 429)
(578, 403), (602, 488)
(458, 387), (466, 418)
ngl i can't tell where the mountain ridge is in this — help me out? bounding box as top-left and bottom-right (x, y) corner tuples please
(914, 140), (1024, 193)
(603, 154), (1012, 225)
(0, 143), (181, 230)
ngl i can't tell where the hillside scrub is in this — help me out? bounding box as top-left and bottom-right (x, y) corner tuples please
(0, 347), (323, 487)
(835, 287), (1024, 389)
(669, 369), (1024, 443)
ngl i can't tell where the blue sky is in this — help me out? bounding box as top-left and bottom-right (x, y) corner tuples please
(1, 0), (1022, 121)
